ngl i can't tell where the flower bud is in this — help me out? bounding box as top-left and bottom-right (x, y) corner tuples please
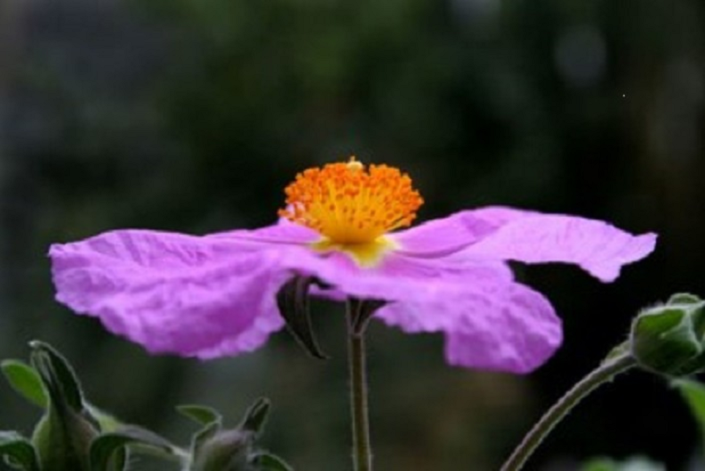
(183, 398), (291, 471)
(630, 293), (705, 376)
(29, 341), (98, 471)
(190, 429), (254, 471)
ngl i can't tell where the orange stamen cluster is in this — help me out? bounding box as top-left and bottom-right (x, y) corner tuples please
(279, 158), (424, 244)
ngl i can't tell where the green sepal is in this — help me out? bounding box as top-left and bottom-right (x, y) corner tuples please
(185, 398), (291, 471)
(0, 431), (40, 471)
(178, 404), (224, 469)
(631, 307), (699, 372)
(630, 294), (705, 376)
(602, 341), (630, 364)
(668, 293), (702, 305)
(0, 357), (123, 434)
(250, 451), (294, 471)
(190, 429), (252, 471)
(190, 421), (222, 461)
(90, 426), (182, 471)
(88, 435), (128, 471)
(178, 404), (224, 460)
(29, 341), (98, 471)
(1, 360), (48, 409)
(86, 405), (124, 434)
(29, 340), (84, 412)
(239, 398), (270, 436)
(275, 276), (328, 360)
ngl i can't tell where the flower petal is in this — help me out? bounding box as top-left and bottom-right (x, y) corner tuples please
(213, 218), (319, 245)
(391, 212), (497, 256)
(280, 246), (514, 303)
(376, 280), (562, 373)
(49, 230), (286, 357)
(457, 208), (657, 282)
(189, 301), (285, 359)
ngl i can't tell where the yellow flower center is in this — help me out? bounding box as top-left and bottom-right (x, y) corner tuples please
(279, 157), (424, 266)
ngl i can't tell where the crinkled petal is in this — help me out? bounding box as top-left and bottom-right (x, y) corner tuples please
(213, 218), (319, 245)
(190, 298), (285, 359)
(457, 208), (657, 282)
(376, 280), (562, 373)
(49, 229), (286, 357)
(280, 246), (514, 303)
(457, 206), (539, 227)
(390, 212), (496, 256)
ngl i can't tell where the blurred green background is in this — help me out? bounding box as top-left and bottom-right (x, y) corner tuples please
(1, 0), (704, 469)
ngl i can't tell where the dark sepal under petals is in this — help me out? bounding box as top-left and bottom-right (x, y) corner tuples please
(275, 276), (329, 359)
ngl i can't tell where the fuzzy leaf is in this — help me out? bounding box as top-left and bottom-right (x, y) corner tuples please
(0, 431), (40, 471)
(178, 405), (224, 459)
(1, 360), (48, 409)
(90, 426), (180, 471)
(177, 405), (222, 427)
(29, 340), (84, 412)
(240, 398), (270, 436)
(191, 422), (222, 457)
(86, 404), (124, 433)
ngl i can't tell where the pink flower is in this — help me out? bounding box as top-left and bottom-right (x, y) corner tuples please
(49, 159), (656, 373)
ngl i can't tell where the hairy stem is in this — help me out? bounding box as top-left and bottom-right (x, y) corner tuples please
(347, 303), (373, 471)
(500, 354), (636, 471)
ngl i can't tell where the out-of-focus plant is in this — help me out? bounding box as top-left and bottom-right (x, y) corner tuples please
(0, 341), (290, 471)
(581, 457), (666, 471)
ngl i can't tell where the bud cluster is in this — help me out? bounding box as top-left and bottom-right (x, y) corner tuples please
(0, 341), (292, 471)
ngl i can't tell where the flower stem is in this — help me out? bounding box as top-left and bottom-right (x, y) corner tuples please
(347, 304), (373, 471)
(500, 353), (636, 471)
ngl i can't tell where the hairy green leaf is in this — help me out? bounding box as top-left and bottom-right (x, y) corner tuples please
(177, 404), (222, 427)
(0, 431), (40, 471)
(1, 360), (48, 409)
(29, 340), (84, 412)
(90, 426), (181, 471)
(240, 398), (270, 436)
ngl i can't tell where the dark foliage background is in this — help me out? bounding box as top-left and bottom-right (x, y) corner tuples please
(1, 0), (704, 469)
